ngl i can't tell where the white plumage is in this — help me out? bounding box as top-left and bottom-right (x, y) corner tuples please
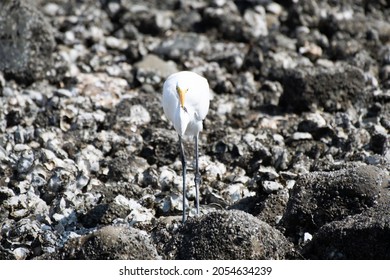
(163, 71), (210, 136)
(162, 71), (210, 223)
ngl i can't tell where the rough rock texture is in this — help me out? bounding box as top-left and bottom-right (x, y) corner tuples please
(0, 0), (55, 84)
(275, 65), (366, 112)
(161, 210), (295, 260)
(280, 165), (389, 242)
(302, 204), (390, 259)
(41, 225), (161, 260)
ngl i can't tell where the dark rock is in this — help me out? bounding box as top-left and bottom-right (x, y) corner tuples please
(302, 204), (390, 259)
(80, 204), (109, 228)
(370, 132), (388, 154)
(93, 180), (143, 205)
(118, 2), (173, 36)
(230, 189), (289, 227)
(202, 4), (244, 41)
(59, 225), (161, 259)
(141, 128), (180, 166)
(165, 210), (295, 259)
(0, 0), (55, 84)
(379, 65), (390, 88)
(108, 154), (148, 182)
(276, 64), (366, 113)
(280, 164), (389, 242)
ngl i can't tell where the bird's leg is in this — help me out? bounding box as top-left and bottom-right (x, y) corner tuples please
(194, 134), (201, 215)
(179, 135), (187, 223)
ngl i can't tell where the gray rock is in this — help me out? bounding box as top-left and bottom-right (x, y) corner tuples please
(230, 188), (290, 227)
(303, 204), (390, 259)
(165, 210), (295, 259)
(298, 113), (327, 133)
(0, 0), (55, 84)
(134, 54), (178, 80)
(154, 32), (211, 59)
(0, 218), (56, 260)
(203, 3), (244, 41)
(262, 180), (284, 194)
(276, 64), (366, 113)
(243, 6), (268, 39)
(59, 225), (161, 259)
(108, 154), (148, 182)
(208, 42), (247, 73)
(280, 164), (389, 242)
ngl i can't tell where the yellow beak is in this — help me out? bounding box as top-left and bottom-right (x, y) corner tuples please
(176, 86), (187, 109)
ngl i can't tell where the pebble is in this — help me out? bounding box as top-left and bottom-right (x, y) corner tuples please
(105, 36), (128, 50)
(134, 54), (178, 78)
(292, 132), (313, 140)
(154, 33), (211, 59)
(158, 167), (176, 190)
(243, 6), (268, 38)
(129, 105), (151, 126)
(258, 166), (279, 180)
(263, 180), (284, 193)
(13, 247), (30, 260)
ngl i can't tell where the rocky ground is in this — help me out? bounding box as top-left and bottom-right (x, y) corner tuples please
(0, 0), (389, 260)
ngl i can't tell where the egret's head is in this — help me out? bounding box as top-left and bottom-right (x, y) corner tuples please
(176, 82), (188, 109)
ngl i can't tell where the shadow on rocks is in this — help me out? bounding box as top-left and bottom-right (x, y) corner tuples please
(279, 164), (389, 243)
(163, 210), (297, 260)
(302, 203), (390, 259)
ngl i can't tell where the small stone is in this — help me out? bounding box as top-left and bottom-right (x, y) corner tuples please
(222, 183), (254, 203)
(154, 12), (172, 32)
(154, 33), (211, 60)
(204, 161), (227, 181)
(243, 7), (268, 38)
(298, 113), (327, 132)
(134, 55), (177, 86)
(158, 167), (176, 190)
(303, 232), (313, 242)
(105, 36), (128, 50)
(292, 132), (313, 140)
(263, 181), (284, 194)
(129, 105), (151, 126)
(13, 247), (30, 260)
(258, 166), (279, 180)
(54, 89), (75, 98)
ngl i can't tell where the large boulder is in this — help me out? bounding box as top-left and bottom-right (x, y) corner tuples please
(0, 0), (55, 84)
(303, 204), (390, 259)
(280, 164), (389, 242)
(164, 210), (295, 260)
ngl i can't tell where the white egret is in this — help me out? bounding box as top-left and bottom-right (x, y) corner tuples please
(162, 71), (210, 223)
